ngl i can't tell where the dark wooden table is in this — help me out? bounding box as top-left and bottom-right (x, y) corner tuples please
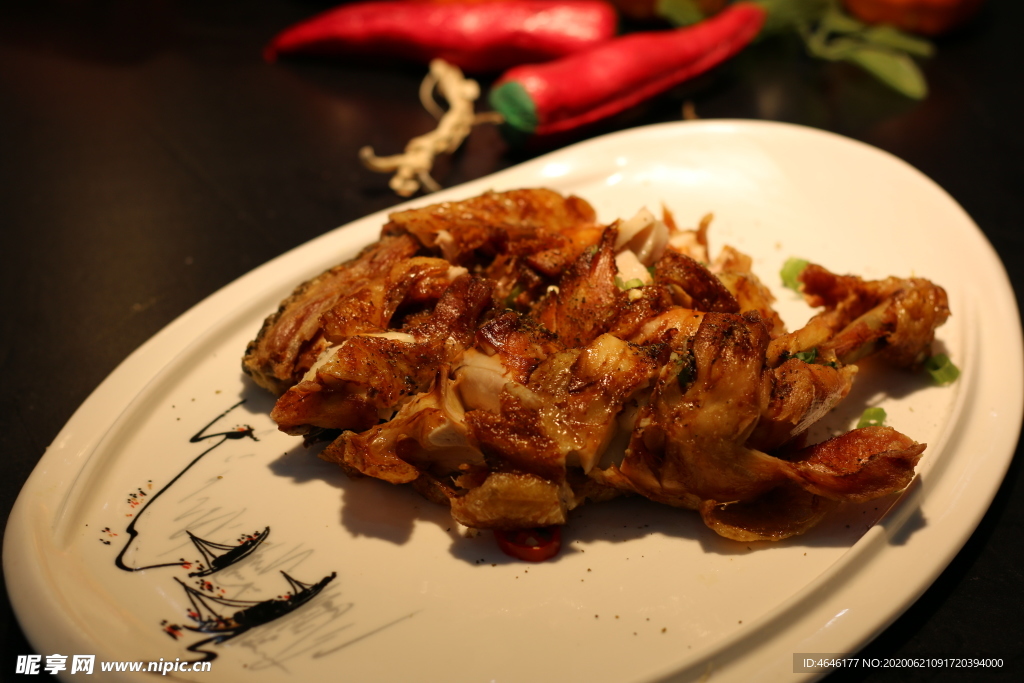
(2, 1), (1021, 680)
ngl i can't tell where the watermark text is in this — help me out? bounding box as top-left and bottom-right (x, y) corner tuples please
(794, 653), (1004, 673)
(16, 655), (212, 676)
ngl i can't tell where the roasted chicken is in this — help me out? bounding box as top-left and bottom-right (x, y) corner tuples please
(243, 189), (950, 542)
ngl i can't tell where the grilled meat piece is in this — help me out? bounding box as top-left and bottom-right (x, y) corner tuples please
(319, 366), (484, 484)
(383, 188), (599, 265)
(271, 273), (495, 435)
(242, 233), (421, 395)
(699, 484), (836, 543)
(465, 333), (658, 480)
(654, 250), (740, 313)
(534, 228), (624, 347)
(617, 312), (785, 508)
(244, 188), (950, 542)
(746, 358), (858, 452)
(768, 264), (951, 368)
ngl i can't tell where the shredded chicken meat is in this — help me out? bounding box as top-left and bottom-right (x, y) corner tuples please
(243, 189), (950, 542)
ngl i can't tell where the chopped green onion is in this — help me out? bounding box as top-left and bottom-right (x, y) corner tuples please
(794, 348), (818, 363)
(924, 353), (960, 385)
(615, 276), (645, 290)
(504, 284), (523, 309)
(781, 257), (810, 291)
(856, 407), (887, 429)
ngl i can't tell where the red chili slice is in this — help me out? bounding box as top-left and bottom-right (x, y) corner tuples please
(494, 526), (562, 562)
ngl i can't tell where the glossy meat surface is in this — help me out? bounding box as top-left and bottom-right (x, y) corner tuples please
(244, 189), (951, 540)
(242, 233), (421, 395)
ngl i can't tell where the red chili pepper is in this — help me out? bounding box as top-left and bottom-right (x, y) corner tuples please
(494, 526), (562, 562)
(488, 1), (766, 138)
(264, 1), (619, 74)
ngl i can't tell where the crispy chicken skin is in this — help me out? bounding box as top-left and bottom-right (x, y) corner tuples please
(244, 189), (950, 541)
(242, 233), (421, 395)
(466, 332), (659, 481)
(534, 228), (623, 347)
(618, 312), (782, 507)
(382, 188), (599, 265)
(271, 273), (495, 435)
(747, 358), (858, 452)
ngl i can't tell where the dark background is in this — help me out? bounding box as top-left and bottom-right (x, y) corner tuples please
(1, 1), (1021, 680)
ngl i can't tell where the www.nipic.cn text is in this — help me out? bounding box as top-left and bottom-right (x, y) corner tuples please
(15, 654), (212, 676)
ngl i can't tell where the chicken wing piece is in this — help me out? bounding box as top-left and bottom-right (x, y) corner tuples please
(613, 311), (924, 518)
(768, 264), (950, 368)
(688, 426), (923, 542)
(699, 421), (925, 540)
(242, 233), (421, 395)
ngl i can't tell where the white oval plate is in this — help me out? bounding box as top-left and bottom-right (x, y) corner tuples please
(6, 120), (1021, 682)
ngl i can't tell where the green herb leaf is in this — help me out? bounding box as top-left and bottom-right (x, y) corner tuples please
(924, 353), (960, 385)
(792, 1), (932, 99)
(804, 34), (852, 60)
(656, 0), (706, 27)
(843, 45), (928, 99)
(794, 348), (818, 363)
(819, 2), (866, 34)
(504, 284), (524, 309)
(781, 257), (810, 291)
(755, 0), (829, 35)
(861, 25), (935, 58)
(856, 407), (887, 429)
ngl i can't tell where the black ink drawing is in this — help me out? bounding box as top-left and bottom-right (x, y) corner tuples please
(113, 400), (266, 573)
(184, 528), (272, 578)
(106, 400), (337, 662)
(172, 571), (337, 661)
